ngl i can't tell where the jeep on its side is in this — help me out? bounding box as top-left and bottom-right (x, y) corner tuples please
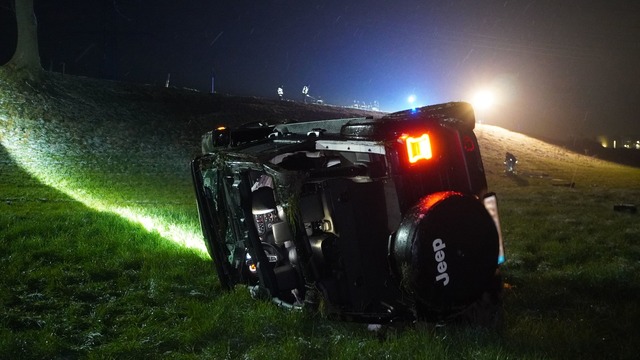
(191, 102), (505, 323)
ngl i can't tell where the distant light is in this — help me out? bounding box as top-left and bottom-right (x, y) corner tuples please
(597, 136), (608, 148)
(407, 95), (416, 104)
(471, 90), (495, 111)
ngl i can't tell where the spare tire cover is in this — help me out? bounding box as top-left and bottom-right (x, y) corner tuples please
(391, 191), (498, 310)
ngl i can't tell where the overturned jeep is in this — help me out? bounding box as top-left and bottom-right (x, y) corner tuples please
(191, 102), (505, 323)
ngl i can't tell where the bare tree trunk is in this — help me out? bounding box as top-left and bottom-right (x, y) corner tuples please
(3, 0), (42, 80)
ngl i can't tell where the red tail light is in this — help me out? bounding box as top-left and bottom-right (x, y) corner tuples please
(403, 133), (433, 163)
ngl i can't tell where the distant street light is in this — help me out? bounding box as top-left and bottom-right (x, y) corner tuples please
(407, 95), (417, 111)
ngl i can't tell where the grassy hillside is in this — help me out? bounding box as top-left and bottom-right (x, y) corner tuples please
(0, 70), (382, 251)
(476, 124), (640, 189)
(1, 70), (639, 359)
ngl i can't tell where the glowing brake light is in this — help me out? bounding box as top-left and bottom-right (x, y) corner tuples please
(403, 133), (433, 163)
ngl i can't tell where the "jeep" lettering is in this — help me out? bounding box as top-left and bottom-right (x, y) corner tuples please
(432, 238), (449, 286)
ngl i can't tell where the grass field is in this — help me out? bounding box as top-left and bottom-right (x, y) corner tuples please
(1, 70), (639, 359)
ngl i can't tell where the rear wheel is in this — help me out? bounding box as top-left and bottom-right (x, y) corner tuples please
(390, 191), (500, 322)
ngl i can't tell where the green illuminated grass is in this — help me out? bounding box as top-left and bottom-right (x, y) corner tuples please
(0, 153), (514, 359)
(2, 69), (640, 359)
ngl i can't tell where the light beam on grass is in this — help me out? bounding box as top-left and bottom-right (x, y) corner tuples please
(0, 130), (208, 255)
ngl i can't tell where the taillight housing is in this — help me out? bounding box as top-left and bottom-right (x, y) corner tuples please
(400, 133), (433, 164)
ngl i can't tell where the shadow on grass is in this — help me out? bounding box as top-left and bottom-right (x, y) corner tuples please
(0, 144), (222, 358)
(505, 173), (530, 186)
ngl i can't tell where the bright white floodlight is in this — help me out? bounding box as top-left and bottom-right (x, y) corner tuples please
(471, 90), (495, 111)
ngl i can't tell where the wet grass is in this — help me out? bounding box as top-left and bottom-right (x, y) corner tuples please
(0, 149), (215, 358)
(497, 185), (640, 359)
(2, 70), (640, 359)
(0, 154), (511, 359)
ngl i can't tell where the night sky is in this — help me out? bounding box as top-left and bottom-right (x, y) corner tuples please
(1, 0), (639, 140)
